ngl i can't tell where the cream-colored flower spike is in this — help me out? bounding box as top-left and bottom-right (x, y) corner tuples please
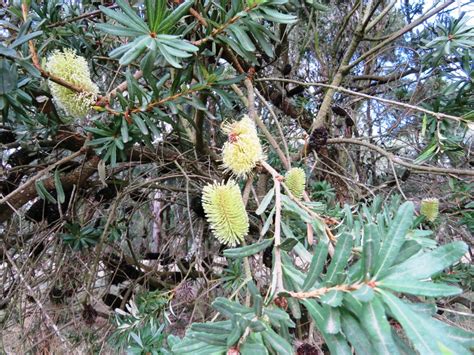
(420, 198), (439, 222)
(285, 167), (306, 199)
(202, 180), (249, 246)
(222, 115), (264, 177)
(45, 49), (99, 118)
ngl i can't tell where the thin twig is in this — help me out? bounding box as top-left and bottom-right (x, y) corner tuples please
(260, 161), (284, 296)
(3, 247), (73, 349)
(257, 78), (467, 124)
(324, 138), (474, 176)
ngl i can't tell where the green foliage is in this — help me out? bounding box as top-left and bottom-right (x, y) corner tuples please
(59, 222), (101, 250)
(171, 286), (295, 355)
(416, 13), (474, 164)
(110, 291), (169, 354)
(97, 0), (198, 67)
(1, 1), (473, 353)
(168, 198), (472, 354)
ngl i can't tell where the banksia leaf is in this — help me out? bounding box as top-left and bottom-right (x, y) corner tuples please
(420, 198), (439, 222)
(222, 115), (264, 177)
(202, 181), (249, 246)
(45, 49), (99, 118)
(285, 167), (306, 199)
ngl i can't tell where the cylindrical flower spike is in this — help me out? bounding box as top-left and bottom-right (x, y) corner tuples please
(45, 49), (99, 118)
(420, 198), (439, 222)
(202, 181), (249, 246)
(285, 167), (306, 199)
(222, 115), (264, 177)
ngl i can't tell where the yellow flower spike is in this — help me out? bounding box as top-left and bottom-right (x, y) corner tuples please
(222, 115), (264, 177)
(202, 180), (249, 246)
(45, 49), (99, 118)
(285, 167), (306, 199)
(420, 198), (439, 222)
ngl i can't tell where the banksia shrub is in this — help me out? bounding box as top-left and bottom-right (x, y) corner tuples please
(45, 49), (99, 118)
(222, 115), (264, 177)
(285, 167), (306, 199)
(202, 181), (249, 246)
(420, 198), (439, 222)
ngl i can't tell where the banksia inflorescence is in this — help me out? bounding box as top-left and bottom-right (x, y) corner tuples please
(45, 49), (99, 118)
(420, 198), (439, 222)
(222, 115), (264, 177)
(202, 181), (249, 246)
(285, 167), (306, 199)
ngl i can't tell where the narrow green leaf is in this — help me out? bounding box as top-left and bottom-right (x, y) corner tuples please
(255, 188), (274, 215)
(262, 326), (293, 355)
(381, 241), (468, 282)
(301, 300), (352, 355)
(260, 7), (297, 24)
(223, 238), (273, 258)
(119, 36), (151, 65)
(378, 279), (462, 297)
(191, 321), (232, 335)
(362, 223), (379, 277)
(35, 180), (57, 204)
(211, 298), (252, 318)
(240, 341), (269, 355)
(100, 5), (148, 32)
(228, 25), (256, 52)
(320, 290), (343, 307)
(279, 237), (298, 252)
(132, 114), (149, 135)
(11, 31), (43, 48)
(302, 239), (329, 290)
(360, 296), (399, 355)
(351, 284), (374, 302)
(226, 324), (243, 347)
(114, 0), (150, 32)
(324, 232), (352, 285)
(379, 289), (471, 355)
(95, 23), (144, 37)
(54, 169), (65, 204)
(373, 202), (414, 279)
(341, 311), (375, 354)
(157, 0), (194, 33)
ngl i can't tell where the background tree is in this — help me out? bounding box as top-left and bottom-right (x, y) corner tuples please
(0, 0), (473, 353)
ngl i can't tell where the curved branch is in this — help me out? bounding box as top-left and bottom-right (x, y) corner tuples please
(326, 138), (474, 176)
(257, 78), (466, 124)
